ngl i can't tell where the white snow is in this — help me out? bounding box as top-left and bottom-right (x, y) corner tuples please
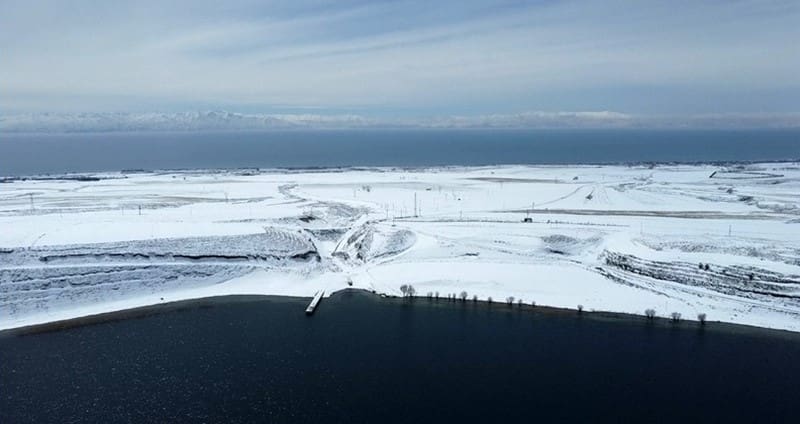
(1, 163), (799, 331)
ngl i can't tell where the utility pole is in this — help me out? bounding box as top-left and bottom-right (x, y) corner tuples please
(29, 193), (34, 211)
(414, 192), (417, 217)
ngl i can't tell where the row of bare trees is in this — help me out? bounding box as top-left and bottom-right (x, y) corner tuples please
(399, 284), (416, 298)
(406, 286), (542, 307)
(400, 285), (708, 325)
(645, 308), (707, 324)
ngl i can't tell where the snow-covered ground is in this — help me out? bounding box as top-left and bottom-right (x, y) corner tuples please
(2, 163), (799, 331)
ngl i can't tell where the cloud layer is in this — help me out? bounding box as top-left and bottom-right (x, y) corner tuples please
(1, 1), (799, 117)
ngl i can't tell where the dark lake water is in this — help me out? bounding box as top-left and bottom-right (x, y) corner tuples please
(2, 291), (799, 423)
(1, 129), (799, 176)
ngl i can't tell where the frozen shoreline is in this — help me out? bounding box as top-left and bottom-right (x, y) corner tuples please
(2, 163), (799, 332)
(6, 290), (800, 340)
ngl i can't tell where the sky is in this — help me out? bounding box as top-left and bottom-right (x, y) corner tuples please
(1, 0), (799, 122)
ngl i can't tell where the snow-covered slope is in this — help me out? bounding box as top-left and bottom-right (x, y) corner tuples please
(1, 163), (799, 331)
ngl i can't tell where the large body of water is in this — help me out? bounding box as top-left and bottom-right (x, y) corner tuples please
(2, 291), (799, 423)
(1, 129), (799, 176)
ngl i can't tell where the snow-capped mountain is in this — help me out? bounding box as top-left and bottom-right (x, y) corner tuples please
(2, 110), (798, 133)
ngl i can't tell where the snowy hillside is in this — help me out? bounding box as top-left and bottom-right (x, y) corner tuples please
(1, 163), (799, 331)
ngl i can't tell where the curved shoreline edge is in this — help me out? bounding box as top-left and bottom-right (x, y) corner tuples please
(3, 289), (800, 340)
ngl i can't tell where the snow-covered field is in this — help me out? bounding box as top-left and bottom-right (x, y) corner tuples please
(2, 163), (799, 331)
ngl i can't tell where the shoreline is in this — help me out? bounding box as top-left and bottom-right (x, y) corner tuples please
(0, 294), (307, 337)
(2, 159), (799, 181)
(3, 289), (799, 340)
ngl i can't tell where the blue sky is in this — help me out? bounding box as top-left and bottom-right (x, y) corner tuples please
(2, 0), (799, 118)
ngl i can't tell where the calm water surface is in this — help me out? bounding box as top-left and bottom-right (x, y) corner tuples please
(2, 291), (799, 423)
(2, 129), (799, 175)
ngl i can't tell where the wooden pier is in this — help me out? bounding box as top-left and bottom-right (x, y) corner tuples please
(305, 290), (324, 315)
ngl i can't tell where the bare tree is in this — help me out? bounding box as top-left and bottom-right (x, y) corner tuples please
(698, 313), (707, 324)
(407, 285), (416, 298)
(577, 304), (584, 313)
(472, 294), (478, 302)
(671, 312), (681, 322)
(506, 296), (515, 306)
(427, 292), (433, 299)
(459, 291), (468, 301)
(645, 309), (656, 319)
(530, 300), (536, 307)
(487, 296), (493, 304)
(517, 299), (523, 307)
(435, 291), (439, 300)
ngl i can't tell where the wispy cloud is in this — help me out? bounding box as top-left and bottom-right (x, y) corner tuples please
(1, 1), (798, 116)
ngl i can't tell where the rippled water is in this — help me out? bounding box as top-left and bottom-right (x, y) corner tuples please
(2, 291), (799, 423)
(2, 129), (798, 175)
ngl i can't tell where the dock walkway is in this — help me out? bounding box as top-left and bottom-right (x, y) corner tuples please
(305, 290), (324, 315)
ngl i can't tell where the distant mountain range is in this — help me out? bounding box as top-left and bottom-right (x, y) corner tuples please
(1, 110), (798, 133)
